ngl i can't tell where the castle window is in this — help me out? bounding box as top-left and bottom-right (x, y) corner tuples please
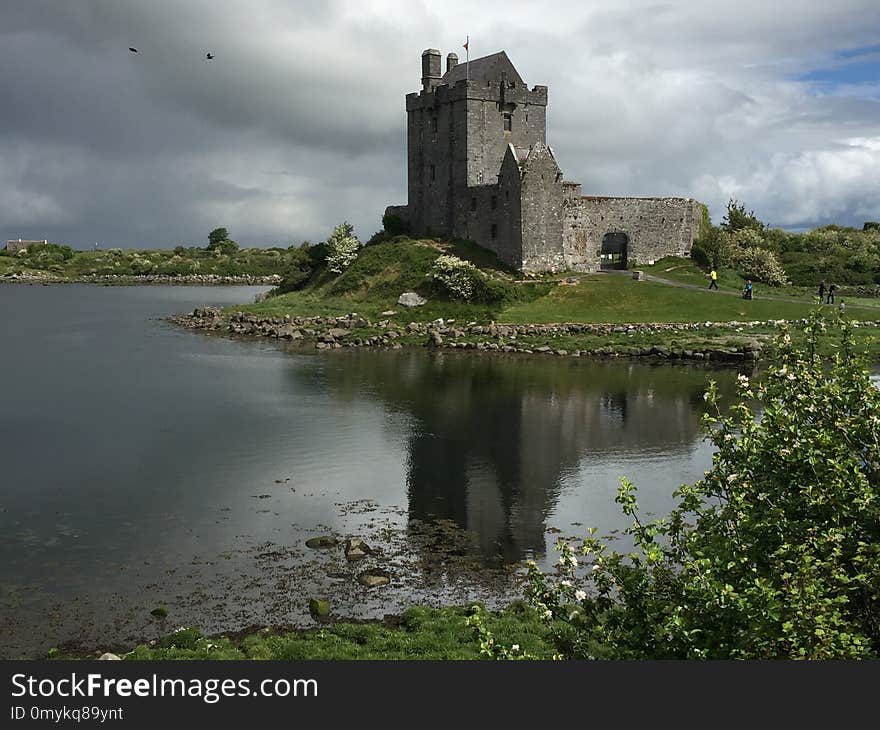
(505, 190), (509, 202)
(491, 224), (498, 239)
(491, 195), (497, 210)
(431, 116), (438, 133)
(470, 197), (477, 211)
(430, 164), (436, 182)
(503, 113), (512, 132)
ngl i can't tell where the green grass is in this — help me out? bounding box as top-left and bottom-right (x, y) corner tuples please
(237, 244), (826, 325)
(51, 604), (554, 660)
(499, 275), (819, 324)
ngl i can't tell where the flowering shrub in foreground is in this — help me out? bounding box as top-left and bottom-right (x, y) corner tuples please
(520, 313), (880, 659)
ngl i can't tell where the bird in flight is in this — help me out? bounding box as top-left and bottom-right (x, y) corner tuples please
(206, 53), (214, 60)
(129, 47), (138, 53)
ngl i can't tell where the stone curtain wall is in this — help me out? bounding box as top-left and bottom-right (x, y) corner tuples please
(563, 196), (702, 270)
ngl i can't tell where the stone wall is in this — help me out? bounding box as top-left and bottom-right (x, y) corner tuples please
(6, 239), (47, 254)
(563, 195), (702, 270)
(519, 145), (566, 272)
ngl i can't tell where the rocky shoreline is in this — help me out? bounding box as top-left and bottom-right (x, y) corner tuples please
(0, 271), (281, 285)
(165, 307), (878, 363)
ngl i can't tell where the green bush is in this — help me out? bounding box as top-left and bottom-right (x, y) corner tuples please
(689, 244), (710, 269)
(277, 244), (326, 293)
(382, 211), (410, 237)
(19, 243), (75, 269)
(524, 314), (880, 659)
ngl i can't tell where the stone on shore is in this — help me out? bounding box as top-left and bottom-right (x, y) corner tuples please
(344, 538), (373, 561)
(397, 292), (427, 307)
(305, 536), (338, 549)
(357, 571), (390, 588)
(98, 652), (121, 660)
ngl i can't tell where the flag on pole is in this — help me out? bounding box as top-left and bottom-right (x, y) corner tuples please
(464, 35), (469, 82)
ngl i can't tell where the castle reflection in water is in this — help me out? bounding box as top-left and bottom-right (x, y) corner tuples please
(311, 348), (743, 563)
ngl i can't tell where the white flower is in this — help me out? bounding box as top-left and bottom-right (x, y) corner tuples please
(575, 590), (587, 601)
(737, 374), (749, 385)
(592, 564), (601, 573)
(727, 473), (738, 483)
(560, 580), (572, 588)
(543, 609), (553, 620)
(511, 644), (520, 652)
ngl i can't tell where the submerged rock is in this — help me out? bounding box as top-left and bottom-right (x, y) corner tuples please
(305, 536), (338, 549)
(308, 598), (330, 619)
(357, 571), (390, 588)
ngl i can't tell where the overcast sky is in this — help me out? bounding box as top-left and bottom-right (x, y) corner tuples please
(2, 0), (879, 249)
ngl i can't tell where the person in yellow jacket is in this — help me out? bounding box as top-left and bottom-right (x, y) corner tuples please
(708, 269), (719, 290)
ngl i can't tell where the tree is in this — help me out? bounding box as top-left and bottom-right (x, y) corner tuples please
(525, 313), (880, 659)
(325, 222), (361, 274)
(691, 225), (733, 269)
(208, 227), (229, 250)
(721, 199), (765, 233)
(206, 227), (239, 255)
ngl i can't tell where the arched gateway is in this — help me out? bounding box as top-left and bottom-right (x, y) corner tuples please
(600, 232), (628, 270)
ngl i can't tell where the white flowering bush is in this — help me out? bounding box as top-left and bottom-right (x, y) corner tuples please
(429, 254), (483, 301)
(730, 246), (789, 287)
(521, 314), (880, 659)
(325, 222), (361, 274)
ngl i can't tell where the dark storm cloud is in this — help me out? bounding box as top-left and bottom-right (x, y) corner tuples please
(1, 0), (879, 248)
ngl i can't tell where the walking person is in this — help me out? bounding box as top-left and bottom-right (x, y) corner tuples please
(826, 282), (837, 305)
(708, 268), (719, 290)
(742, 280), (753, 300)
(817, 280), (826, 304)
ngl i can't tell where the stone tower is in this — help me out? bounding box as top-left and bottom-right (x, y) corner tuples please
(385, 48), (703, 272)
(386, 49), (558, 269)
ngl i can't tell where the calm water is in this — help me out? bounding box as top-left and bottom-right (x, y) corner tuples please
(0, 284), (746, 657)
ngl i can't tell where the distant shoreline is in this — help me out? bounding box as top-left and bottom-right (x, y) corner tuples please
(0, 272), (280, 286)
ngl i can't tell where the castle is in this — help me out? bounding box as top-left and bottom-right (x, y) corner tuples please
(385, 49), (704, 272)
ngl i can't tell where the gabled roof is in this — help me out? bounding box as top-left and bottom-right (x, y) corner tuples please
(440, 51), (525, 86)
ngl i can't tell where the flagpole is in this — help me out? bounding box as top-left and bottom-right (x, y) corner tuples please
(465, 35), (469, 83)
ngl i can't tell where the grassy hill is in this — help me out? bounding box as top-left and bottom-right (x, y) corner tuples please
(241, 237), (833, 324)
(212, 236), (880, 361)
